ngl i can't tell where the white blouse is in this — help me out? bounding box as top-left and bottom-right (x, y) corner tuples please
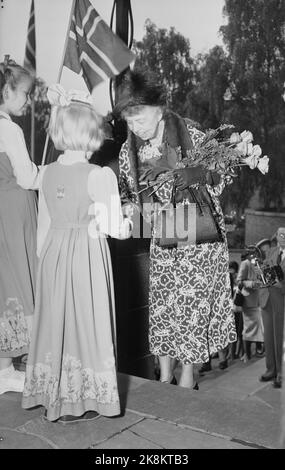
(0, 110), (39, 189)
(37, 159), (132, 257)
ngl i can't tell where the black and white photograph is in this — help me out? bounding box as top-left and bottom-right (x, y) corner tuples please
(0, 0), (285, 454)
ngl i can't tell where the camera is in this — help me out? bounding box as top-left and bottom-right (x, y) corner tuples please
(261, 265), (284, 286)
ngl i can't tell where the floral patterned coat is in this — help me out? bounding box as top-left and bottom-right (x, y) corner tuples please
(119, 121), (236, 364)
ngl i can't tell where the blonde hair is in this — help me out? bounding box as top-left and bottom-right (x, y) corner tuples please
(48, 102), (104, 153)
(0, 59), (33, 104)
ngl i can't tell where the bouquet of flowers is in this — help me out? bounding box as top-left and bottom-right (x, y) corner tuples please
(138, 125), (269, 196)
(184, 125), (269, 176)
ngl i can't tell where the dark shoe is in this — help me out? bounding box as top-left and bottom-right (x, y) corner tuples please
(198, 362), (212, 374)
(218, 360), (228, 370)
(255, 351), (265, 358)
(154, 368), (160, 381)
(193, 382), (199, 390)
(273, 376), (282, 389)
(259, 372), (276, 382)
(255, 344), (265, 358)
(58, 411), (99, 424)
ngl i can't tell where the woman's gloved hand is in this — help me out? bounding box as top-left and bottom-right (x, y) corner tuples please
(206, 171), (221, 186)
(173, 167), (221, 190)
(173, 166), (206, 190)
(139, 166), (169, 185)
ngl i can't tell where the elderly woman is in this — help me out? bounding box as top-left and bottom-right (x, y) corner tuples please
(115, 71), (236, 389)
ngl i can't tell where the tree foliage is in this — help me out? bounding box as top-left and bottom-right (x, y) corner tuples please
(220, 0), (285, 210)
(133, 19), (195, 116)
(185, 46), (230, 128)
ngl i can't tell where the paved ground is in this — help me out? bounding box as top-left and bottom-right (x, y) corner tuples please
(0, 355), (282, 449)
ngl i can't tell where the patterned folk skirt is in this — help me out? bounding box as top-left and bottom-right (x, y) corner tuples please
(149, 239), (236, 364)
(0, 187), (37, 357)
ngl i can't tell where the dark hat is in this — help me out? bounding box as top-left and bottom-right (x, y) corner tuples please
(244, 245), (262, 259)
(112, 70), (167, 116)
(255, 238), (271, 249)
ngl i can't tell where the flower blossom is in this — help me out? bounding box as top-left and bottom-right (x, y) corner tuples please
(247, 143), (262, 158)
(230, 132), (242, 144)
(240, 130), (253, 143)
(236, 141), (248, 156)
(257, 156), (269, 174)
(243, 154), (259, 169)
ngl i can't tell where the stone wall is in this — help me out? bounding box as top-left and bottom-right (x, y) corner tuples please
(110, 238), (155, 379)
(244, 209), (285, 245)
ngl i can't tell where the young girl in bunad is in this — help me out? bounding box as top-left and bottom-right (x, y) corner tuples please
(22, 84), (132, 423)
(0, 57), (38, 394)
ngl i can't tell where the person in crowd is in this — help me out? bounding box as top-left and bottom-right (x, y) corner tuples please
(114, 70), (236, 390)
(198, 347), (230, 375)
(259, 227), (285, 388)
(22, 84), (132, 423)
(237, 246), (264, 363)
(229, 261), (239, 294)
(229, 260), (244, 359)
(0, 57), (38, 394)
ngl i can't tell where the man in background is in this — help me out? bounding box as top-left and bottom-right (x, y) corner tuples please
(259, 227), (285, 388)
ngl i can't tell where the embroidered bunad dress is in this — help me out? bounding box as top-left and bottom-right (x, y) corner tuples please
(22, 156), (128, 421)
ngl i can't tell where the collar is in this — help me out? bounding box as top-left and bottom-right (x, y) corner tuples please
(58, 150), (88, 165)
(0, 110), (12, 121)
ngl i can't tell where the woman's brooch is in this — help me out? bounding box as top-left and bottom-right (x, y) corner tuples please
(138, 142), (162, 163)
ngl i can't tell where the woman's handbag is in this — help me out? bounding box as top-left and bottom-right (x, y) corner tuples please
(233, 290), (244, 307)
(155, 184), (223, 248)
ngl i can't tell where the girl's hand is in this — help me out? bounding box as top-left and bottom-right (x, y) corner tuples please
(122, 203), (135, 219)
(119, 217), (133, 239)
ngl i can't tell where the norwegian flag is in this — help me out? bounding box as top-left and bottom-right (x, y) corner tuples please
(24, 0), (36, 72)
(63, 0), (135, 91)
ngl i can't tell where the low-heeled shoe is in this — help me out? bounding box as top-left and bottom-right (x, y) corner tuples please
(259, 373), (276, 382)
(44, 410), (99, 423)
(58, 411), (99, 423)
(218, 360), (228, 370)
(273, 376), (282, 389)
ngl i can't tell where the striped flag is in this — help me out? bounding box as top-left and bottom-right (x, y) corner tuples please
(63, 0), (135, 91)
(24, 0), (36, 72)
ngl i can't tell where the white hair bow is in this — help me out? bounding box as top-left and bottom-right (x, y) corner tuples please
(47, 83), (93, 107)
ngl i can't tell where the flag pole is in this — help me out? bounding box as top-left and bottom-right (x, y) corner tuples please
(41, 0), (76, 166)
(31, 95), (35, 162)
